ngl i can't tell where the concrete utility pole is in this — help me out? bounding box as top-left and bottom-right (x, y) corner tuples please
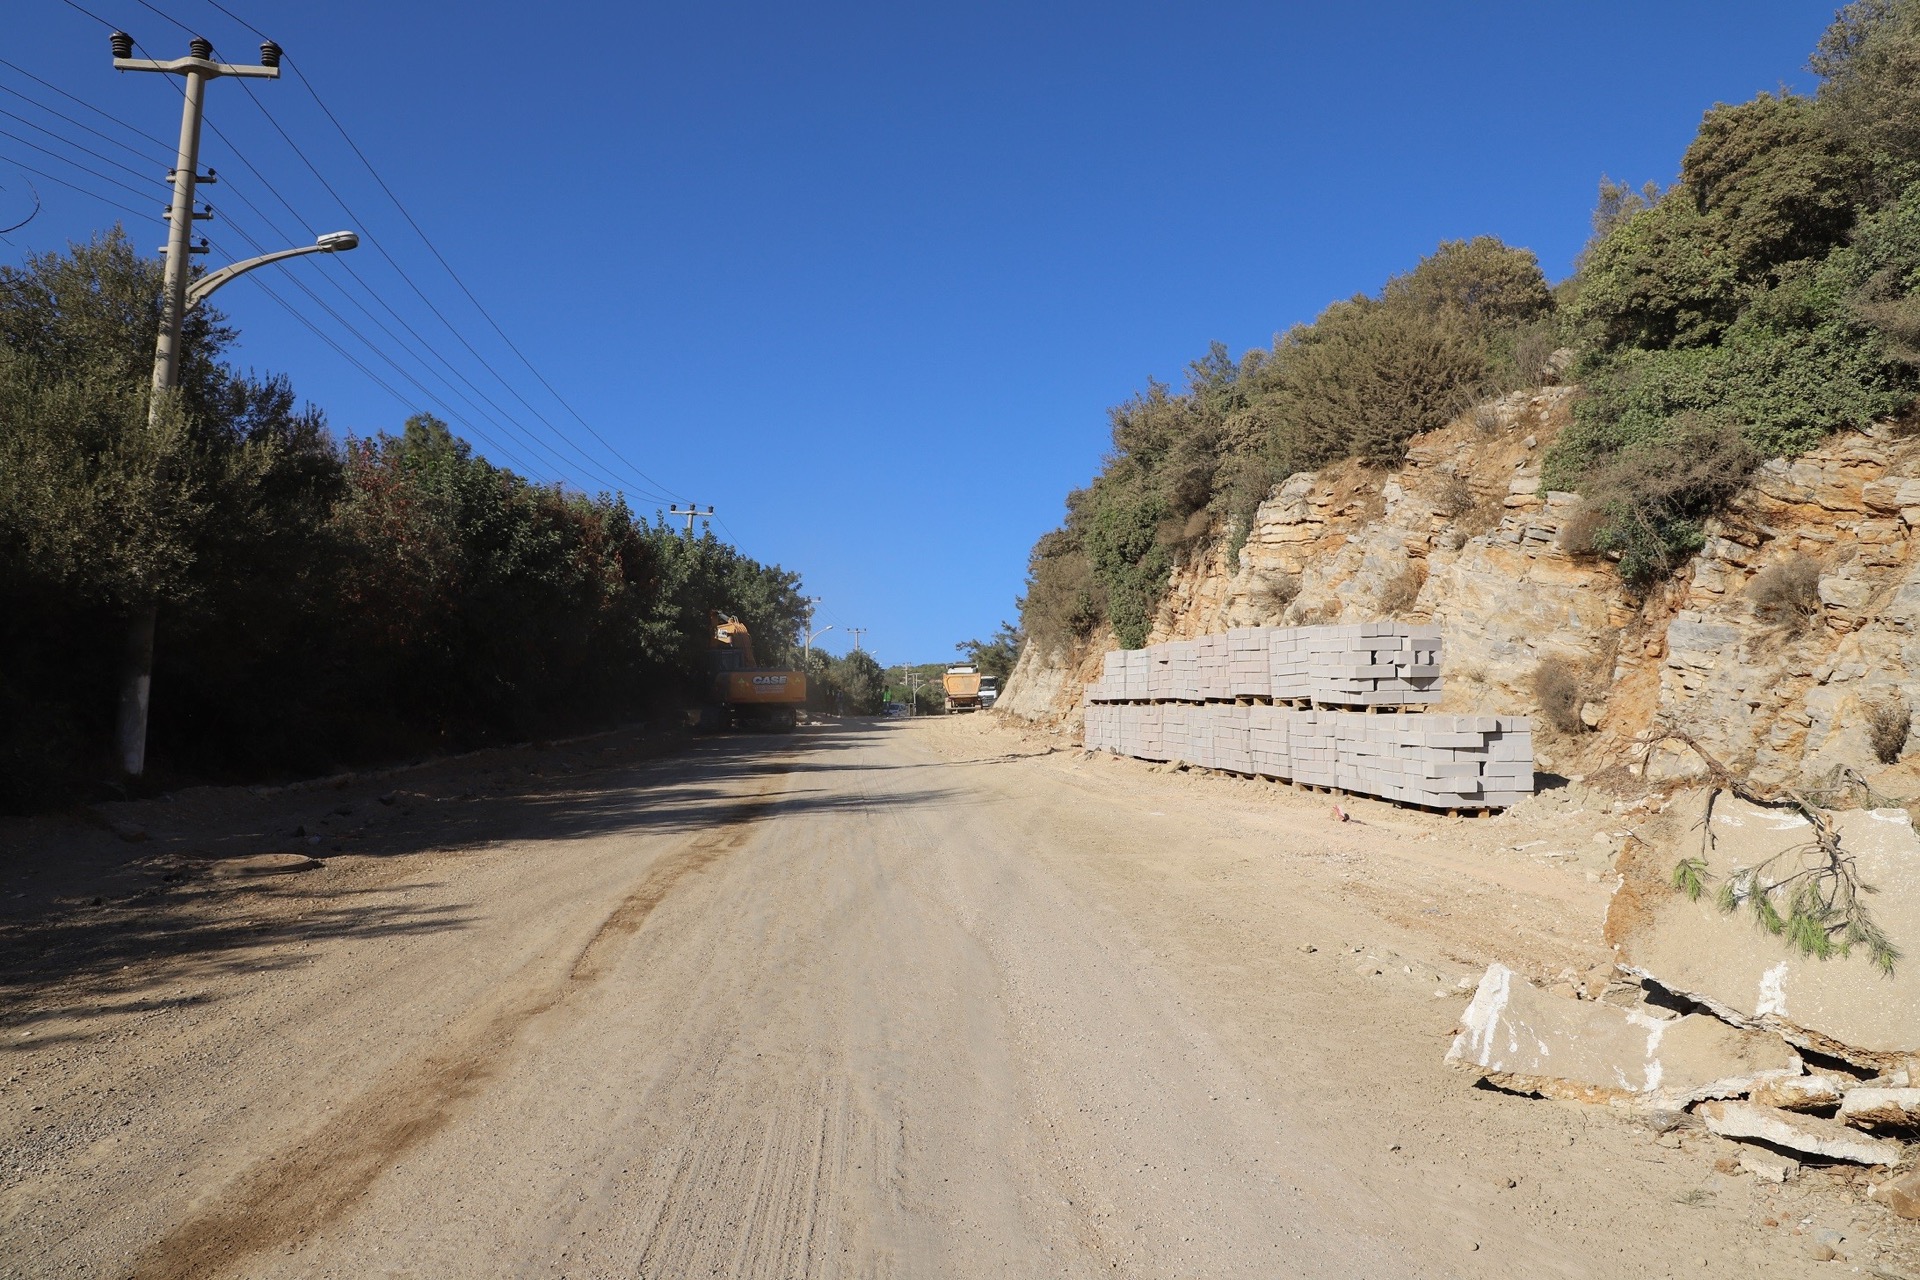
(848, 628), (866, 652)
(669, 504), (714, 538)
(108, 30), (357, 779)
(113, 32), (280, 429)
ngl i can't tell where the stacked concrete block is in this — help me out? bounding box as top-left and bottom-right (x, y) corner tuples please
(1079, 623), (1530, 810)
(1209, 705), (1251, 774)
(1287, 710), (1340, 790)
(1148, 647), (1173, 701)
(1199, 634), (1231, 701)
(1248, 704), (1290, 777)
(1227, 628), (1272, 699)
(1329, 714), (1533, 809)
(1297, 623), (1442, 707)
(1089, 623), (1442, 706)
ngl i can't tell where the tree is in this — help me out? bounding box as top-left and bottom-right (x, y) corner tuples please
(0, 230), (330, 778)
(957, 621), (1021, 685)
(1813, 0), (1920, 190)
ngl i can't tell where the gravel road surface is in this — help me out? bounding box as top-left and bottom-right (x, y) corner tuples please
(3, 717), (1914, 1277)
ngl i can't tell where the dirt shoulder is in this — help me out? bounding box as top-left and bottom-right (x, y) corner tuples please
(913, 712), (1920, 1277)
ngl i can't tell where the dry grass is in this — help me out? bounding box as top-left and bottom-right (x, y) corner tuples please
(1432, 474), (1475, 517)
(1747, 555), (1823, 636)
(1865, 698), (1912, 765)
(1378, 564), (1426, 616)
(1250, 569), (1300, 612)
(1531, 657), (1588, 735)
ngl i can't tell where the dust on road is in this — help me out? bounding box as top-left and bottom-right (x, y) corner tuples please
(2, 717), (1913, 1278)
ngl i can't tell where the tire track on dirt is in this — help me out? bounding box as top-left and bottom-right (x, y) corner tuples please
(128, 765), (789, 1280)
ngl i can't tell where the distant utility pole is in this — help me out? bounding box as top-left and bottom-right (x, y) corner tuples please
(669, 504), (715, 538)
(801, 596), (827, 669)
(848, 627), (867, 652)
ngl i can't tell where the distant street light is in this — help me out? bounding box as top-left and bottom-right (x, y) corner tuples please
(805, 624), (832, 670)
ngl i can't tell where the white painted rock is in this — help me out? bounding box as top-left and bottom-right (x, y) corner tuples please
(1607, 791), (1920, 1070)
(1445, 964), (1801, 1108)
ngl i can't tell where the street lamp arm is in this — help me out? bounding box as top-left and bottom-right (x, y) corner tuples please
(186, 233), (357, 311)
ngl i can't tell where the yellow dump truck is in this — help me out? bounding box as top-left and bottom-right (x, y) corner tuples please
(699, 611), (806, 731)
(943, 665), (983, 713)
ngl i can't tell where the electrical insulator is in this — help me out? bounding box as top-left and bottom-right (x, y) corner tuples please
(110, 31), (134, 58)
(259, 40), (282, 67)
(189, 37), (213, 60)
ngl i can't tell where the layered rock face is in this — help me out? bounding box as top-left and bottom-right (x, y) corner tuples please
(1003, 388), (1920, 787)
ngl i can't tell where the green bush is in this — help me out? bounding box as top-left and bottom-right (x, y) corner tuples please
(1016, 237), (1552, 649)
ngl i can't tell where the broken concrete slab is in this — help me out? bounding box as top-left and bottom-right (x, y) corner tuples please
(1694, 1100), (1904, 1165)
(1870, 1169), (1920, 1219)
(1748, 1072), (1849, 1111)
(1606, 790), (1920, 1070)
(1738, 1148), (1798, 1183)
(1446, 964), (1802, 1109)
(206, 853), (323, 877)
(1837, 1086), (1920, 1129)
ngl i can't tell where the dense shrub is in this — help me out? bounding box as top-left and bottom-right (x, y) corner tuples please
(1017, 1), (1920, 651)
(0, 235), (808, 808)
(1018, 237), (1551, 650)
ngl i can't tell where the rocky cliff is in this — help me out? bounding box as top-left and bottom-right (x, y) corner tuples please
(1003, 388), (1920, 789)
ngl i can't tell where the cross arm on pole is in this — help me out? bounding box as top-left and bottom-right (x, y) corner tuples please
(113, 56), (280, 80)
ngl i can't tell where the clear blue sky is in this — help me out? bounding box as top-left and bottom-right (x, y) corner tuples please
(8, 1), (1833, 666)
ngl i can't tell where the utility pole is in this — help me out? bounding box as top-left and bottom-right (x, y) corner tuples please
(800, 596), (826, 670)
(108, 30), (281, 780)
(848, 627), (866, 652)
(669, 504), (714, 538)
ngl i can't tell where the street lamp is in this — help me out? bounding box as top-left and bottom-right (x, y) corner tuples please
(186, 231), (358, 311)
(804, 623), (833, 670)
(106, 29), (362, 780)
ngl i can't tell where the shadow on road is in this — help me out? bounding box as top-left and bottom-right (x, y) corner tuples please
(0, 717), (949, 1030)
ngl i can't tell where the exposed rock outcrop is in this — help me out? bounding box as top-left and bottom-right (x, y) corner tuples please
(1002, 388), (1920, 790)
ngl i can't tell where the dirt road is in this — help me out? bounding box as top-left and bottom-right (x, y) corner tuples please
(3, 718), (1915, 1277)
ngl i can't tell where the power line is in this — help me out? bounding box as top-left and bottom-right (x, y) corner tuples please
(118, 7), (690, 507)
(0, 110), (167, 190)
(130, 0), (201, 39)
(58, 10), (699, 512)
(233, 59), (685, 505)
(0, 81), (169, 167)
(0, 125), (167, 205)
(207, 216), (547, 475)
(55, 0), (117, 30)
(117, 34), (662, 502)
(287, 50), (689, 505)
(0, 57), (175, 150)
(0, 151), (155, 222)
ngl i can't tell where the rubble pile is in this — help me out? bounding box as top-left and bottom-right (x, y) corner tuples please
(1447, 789), (1920, 1221)
(1082, 623), (1533, 809)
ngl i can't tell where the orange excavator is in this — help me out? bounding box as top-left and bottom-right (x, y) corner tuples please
(697, 610), (806, 731)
